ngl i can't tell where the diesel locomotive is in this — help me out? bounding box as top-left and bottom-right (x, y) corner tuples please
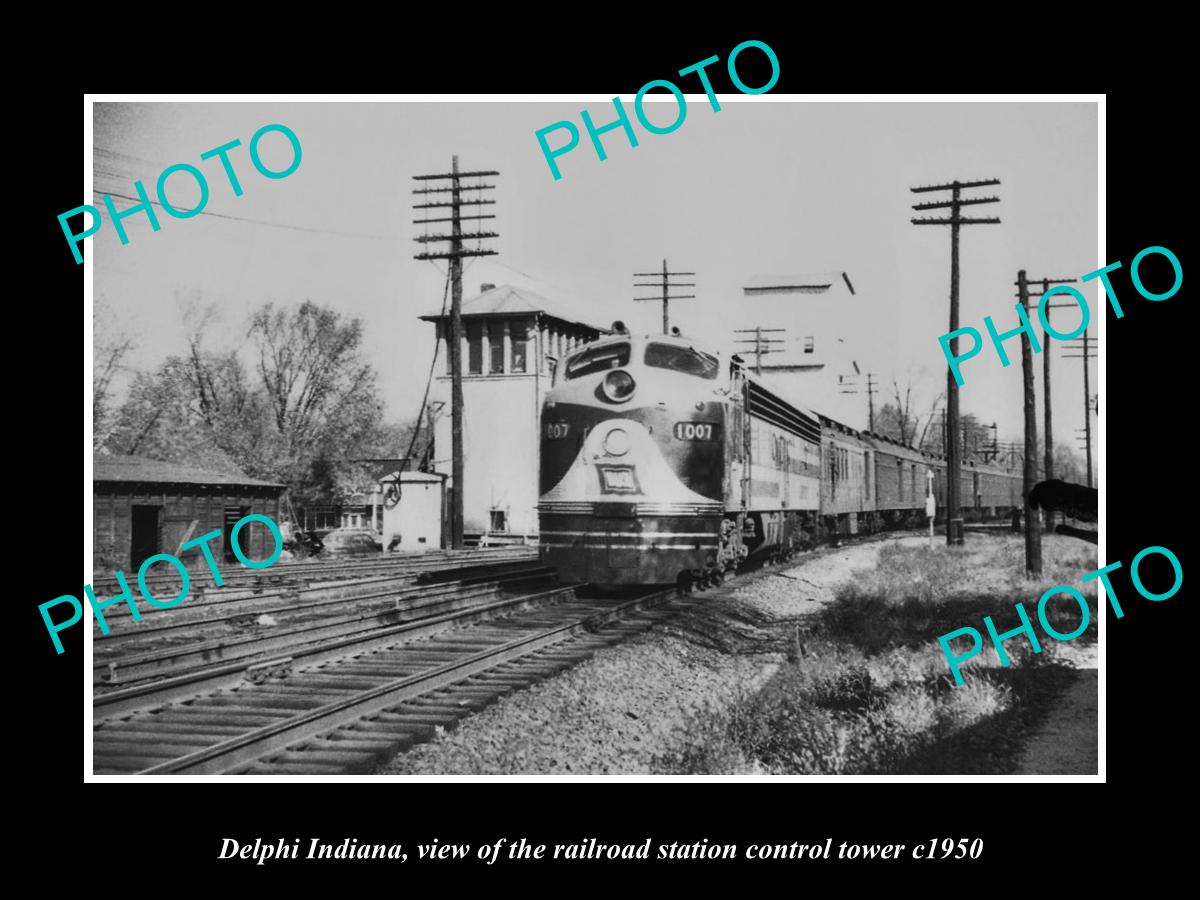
(537, 327), (1021, 587)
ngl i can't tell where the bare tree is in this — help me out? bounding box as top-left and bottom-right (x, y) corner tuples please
(876, 374), (943, 451)
(916, 391), (947, 453)
(93, 297), (136, 452)
(890, 378), (918, 445)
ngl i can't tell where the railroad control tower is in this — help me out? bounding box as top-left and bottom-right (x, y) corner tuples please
(420, 284), (607, 541)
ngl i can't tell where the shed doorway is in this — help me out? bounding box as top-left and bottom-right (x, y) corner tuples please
(130, 505), (161, 569)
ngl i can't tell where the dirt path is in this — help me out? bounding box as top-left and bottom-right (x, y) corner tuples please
(729, 538), (896, 618)
(1016, 644), (1098, 775)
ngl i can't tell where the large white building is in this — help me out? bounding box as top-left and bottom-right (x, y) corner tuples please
(736, 273), (865, 428)
(420, 284), (606, 539)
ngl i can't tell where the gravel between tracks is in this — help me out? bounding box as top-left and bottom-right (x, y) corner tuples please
(375, 630), (779, 775)
(376, 541), (896, 775)
(375, 534), (1097, 775)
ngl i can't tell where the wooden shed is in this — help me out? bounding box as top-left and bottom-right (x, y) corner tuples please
(92, 454), (286, 573)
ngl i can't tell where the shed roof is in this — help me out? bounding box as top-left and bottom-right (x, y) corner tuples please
(93, 454), (285, 489)
(420, 283), (606, 333)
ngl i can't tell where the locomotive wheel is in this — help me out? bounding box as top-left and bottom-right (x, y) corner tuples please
(711, 570), (724, 587)
(676, 572), (694, 594)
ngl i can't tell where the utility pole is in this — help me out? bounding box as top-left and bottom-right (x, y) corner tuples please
(634, 259), (695, 334)
(866, 373), (877, 433)
(733, 327), (785, 375)
(412, 156), (499, 549)
(911, 178), (1001, 545)
(838, 373), (877, 432)
(1015, 270), (1041, 576)
(1063, 333), (1098, 488)
(1017, 275), (1078, 530)
(996, 441), (1024, 467)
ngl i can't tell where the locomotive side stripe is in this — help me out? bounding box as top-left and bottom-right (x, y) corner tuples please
(541, 542), (720, 549)
(539, 502), (725, 514)
(540, 531), (718, 538)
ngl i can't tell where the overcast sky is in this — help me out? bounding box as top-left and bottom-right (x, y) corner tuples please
(92, 99), (1098, 450)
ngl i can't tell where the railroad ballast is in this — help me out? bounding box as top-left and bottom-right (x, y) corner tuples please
(41, 513), (284, 654)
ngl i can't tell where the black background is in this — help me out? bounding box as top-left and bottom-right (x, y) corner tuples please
(21, 26), (1188, 888)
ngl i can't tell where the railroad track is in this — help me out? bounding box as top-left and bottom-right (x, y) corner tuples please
(90, 546), (537, 599)
(92, 533), (924, 776)
(93, 562), (564, 717)
(93, 586), (679, 775)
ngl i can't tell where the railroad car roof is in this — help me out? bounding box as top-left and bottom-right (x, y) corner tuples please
(863, 433), (942, 464)
(93, 454), (285, 489)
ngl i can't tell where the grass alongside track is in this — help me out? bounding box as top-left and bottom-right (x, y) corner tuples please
(653, 536), (1099, 775)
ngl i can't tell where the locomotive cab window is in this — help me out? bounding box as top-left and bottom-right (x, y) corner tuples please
(644, 343), (719, 380)
(565, 342), (630, 379)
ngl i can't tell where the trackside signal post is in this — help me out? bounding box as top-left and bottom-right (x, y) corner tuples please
(926, 469), (936, 549)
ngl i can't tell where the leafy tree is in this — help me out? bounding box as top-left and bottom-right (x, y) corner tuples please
(105, 298), (414, 506)
(105, 359), (250, 473)
(1052, 442), (1090, 485)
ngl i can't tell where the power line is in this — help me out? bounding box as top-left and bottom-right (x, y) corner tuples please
(733, 327), (785, 375)
(634, 260), (695, 335)
(412, 156), (499, 550)
(405, 269), (452, 468)
(1015, 279), (1078, 529)
(90, 189), (393, 241)
(911, 176), (1001, 547)
(1063, 333), (1098, 488)
(839, 373), (878, 432)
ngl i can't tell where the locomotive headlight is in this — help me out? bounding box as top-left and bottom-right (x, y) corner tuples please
(602, 369), (636, 402)
(602, 427), (631, 456)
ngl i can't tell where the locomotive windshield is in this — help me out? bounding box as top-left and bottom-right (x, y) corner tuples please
(644, 343), (720, 380)
(565, 342), (631, 379)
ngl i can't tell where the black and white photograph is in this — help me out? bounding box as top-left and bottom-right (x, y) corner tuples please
(77, 94), (1108, 780)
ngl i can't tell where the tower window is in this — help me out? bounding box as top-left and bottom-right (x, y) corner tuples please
(467, 321), (483, 375)
(488, 320), (504, 374)
(511, 319), (528, 373)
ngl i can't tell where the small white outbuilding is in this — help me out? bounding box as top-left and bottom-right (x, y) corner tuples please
(380, 471), (446, 551)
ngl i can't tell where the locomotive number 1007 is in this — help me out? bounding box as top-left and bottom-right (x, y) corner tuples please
(674, 422), (718, 441)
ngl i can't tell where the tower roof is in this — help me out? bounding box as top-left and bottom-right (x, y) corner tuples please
(420, 283), (606, 334)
